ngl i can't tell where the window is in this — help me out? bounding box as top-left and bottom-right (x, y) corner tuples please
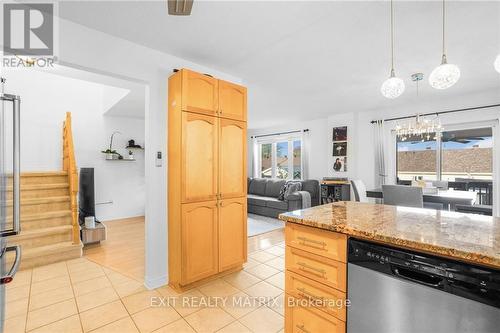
(395, 125), (494, 205)
(257, 136), (303, 180)
(396, 127), (493, 182)
(293, 140), (302, 180)
(441, 128), (493, 181)
(397, 134), (438, 181)
(260, 143), (272, 178)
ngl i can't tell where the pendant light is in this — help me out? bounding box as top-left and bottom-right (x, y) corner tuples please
(381, 0), (405, 99)
(429, 0), (460, 89)
(494, 54), (500, 73)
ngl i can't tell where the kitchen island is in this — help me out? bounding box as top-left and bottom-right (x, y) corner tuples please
(279, 201), (500, 332)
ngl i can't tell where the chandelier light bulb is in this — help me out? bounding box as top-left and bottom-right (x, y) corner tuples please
(381, 70), (405, 99)
(429, 55), (460, 89)
(495, 54), (500, 73)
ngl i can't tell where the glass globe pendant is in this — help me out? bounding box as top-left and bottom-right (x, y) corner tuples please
(381, 0), (404, 99)
(381, 69), (405, 99)
(494, 54), (500, 73)
(429, 54), (461, 89)
(429, 0), (460, 90)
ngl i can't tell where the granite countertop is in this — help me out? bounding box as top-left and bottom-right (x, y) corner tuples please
(279, 201), (500, 269)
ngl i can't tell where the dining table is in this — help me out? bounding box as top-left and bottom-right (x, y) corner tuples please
(366, 188), (477, 211)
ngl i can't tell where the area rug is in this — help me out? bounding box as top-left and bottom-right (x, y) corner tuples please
(247, 213), (285, 237)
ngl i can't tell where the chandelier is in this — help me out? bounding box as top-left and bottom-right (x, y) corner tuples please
(395, 115), (443, 142)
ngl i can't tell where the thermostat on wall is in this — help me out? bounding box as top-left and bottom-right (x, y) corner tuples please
(156, 151), (162, 167)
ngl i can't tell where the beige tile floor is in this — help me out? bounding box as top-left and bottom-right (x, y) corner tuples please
(5, 242), (286, 333)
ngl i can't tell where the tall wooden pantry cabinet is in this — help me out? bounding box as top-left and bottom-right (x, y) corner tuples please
(168, 68), (248, 289)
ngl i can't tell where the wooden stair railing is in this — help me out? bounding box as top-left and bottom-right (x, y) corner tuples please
(63, 112), (80, 244)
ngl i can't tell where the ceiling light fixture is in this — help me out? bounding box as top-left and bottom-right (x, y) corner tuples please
(429, 0), (460, 89)
(395, 73), (443, 141)
(494, 54), (500, 73)
(381, 0), (405, 99)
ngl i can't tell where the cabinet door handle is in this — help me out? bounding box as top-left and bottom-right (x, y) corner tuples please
(297, 236), (327, 249)
(297, 262), (326, 277)
(297, 287), (325, 305)
(296, 324), (310, 333)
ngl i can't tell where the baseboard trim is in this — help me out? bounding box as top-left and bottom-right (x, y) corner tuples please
(144, 274), (168, 289)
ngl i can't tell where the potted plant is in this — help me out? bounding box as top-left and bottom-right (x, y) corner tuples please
(102, 131), (122, 160)
(101, 148), (119, 160)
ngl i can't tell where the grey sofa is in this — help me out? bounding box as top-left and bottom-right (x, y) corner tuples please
(247, 178), (320, 218)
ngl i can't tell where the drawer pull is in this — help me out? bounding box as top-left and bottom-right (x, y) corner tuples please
(296, 324), (310, 333)
(297, 262), (326, 277)
(297, 236), (327, 249)
(297, 287), (325, 305)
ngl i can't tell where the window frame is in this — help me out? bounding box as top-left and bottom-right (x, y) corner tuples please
(257, 134), (304, 180)
(395, 121), (495, 183)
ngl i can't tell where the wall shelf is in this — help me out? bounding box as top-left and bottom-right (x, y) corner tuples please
(106, 158), (136, 161)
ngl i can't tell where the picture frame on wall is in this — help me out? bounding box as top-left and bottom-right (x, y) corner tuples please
(333, 156), (347, 172)
(333, 142), (347, 156)
(332, 126), (348, 141)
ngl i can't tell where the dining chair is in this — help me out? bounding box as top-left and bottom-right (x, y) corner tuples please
(382, 185), (423, 208)
(351, 179), (368, 203)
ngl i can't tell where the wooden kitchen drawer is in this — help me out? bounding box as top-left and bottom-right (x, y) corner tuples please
(286, 223), (347, 263)
(285, 295), (346, 333)
(286, 270), (346, 321)
(286, 246), (346, 292)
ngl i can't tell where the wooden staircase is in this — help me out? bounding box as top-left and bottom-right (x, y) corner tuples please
(6, 113), (82, 269)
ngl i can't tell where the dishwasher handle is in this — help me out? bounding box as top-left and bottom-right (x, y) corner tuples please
(390, 264), (445, 288)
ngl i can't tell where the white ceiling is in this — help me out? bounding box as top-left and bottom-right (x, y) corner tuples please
(58, 1), (500, 128)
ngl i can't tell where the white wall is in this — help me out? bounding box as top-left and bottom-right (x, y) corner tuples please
(3, 69), (146, 221)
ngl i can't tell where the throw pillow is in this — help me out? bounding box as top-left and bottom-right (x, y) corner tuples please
(278, 183), (287, 201)
(284, 181), (302, 200)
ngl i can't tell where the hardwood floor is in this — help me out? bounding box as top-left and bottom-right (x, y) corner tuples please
(83, 216), (145, 282)
(83, 215), (285, 283)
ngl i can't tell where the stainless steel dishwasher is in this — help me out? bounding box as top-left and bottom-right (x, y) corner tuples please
(347, 239), (500, 333)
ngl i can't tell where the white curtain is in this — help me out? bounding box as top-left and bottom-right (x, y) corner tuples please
(251, 136), (259, 178)
(374, 120), (388, 187)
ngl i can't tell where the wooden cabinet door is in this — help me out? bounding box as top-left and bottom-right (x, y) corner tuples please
(285, 299), (346, 333)
(218, 80), (247, 121)
(181, 69), (218, 116)
(181, 112), (218, 203)
(219, 119), (246, 199)
(218, 197), (247, 271)
(181, 201), (218, 284)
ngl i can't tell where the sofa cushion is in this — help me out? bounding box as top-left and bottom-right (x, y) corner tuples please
(264, 179), (286, 198)
(265, 198), (288, 210)
(248, 178), (267, 196)
(247, 194), (268, 207)
(301, 180), (319, 198)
